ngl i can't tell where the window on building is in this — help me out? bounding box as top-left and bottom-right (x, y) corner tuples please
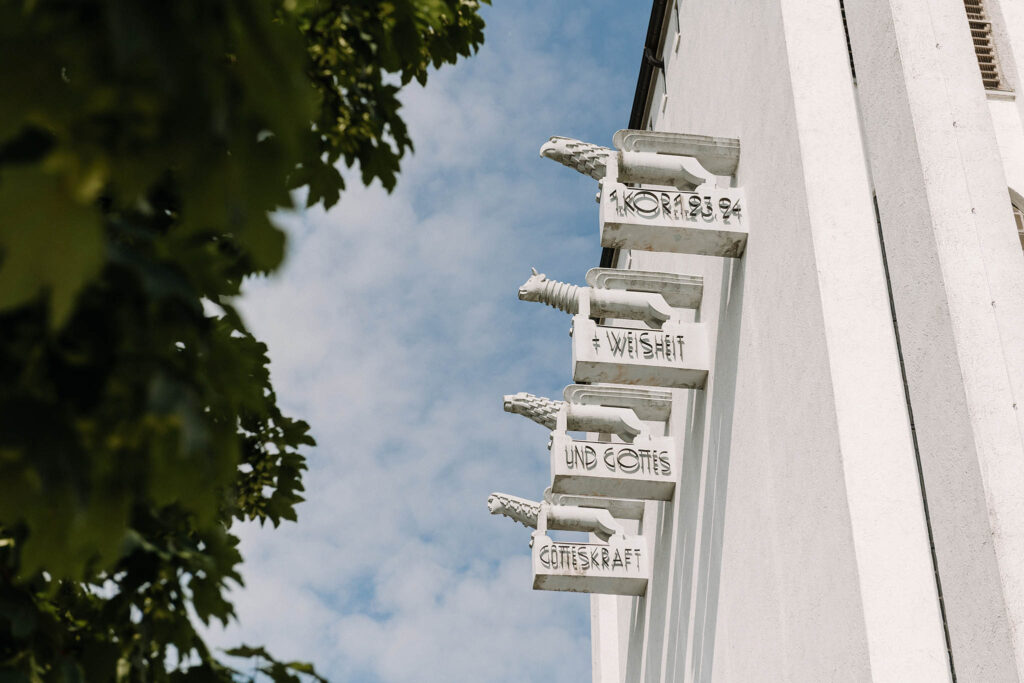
(963, 0), (1006, 90)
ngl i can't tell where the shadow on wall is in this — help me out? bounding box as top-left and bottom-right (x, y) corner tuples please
(690, 256), (746, 681)
(623, 255), (746, 682)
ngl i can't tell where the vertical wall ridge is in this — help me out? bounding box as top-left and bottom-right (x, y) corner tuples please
(775, 1), (954, 679)
(874, 196), (958, 679)
(596, 1), (1024, 680)
(843, 0), (1024, 678)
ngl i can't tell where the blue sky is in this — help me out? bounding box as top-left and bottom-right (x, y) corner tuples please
(209, 4), (650, 681)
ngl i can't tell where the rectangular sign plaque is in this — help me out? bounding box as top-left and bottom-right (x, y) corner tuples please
(532, 534), (648, 596)
(571, 316), (709, 389)
(599, 181), (747, 257)
(550, 433), (676, 501)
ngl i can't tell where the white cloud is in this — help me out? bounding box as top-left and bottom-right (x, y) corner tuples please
(205, 4), (649, 682)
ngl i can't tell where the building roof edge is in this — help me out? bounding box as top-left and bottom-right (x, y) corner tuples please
(629, 0), (669, 129)
(601, 0), (668, 269)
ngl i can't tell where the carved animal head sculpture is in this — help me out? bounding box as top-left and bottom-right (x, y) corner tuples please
(486, 494), (501, 514)
(487, 491), (623, 542)
(517, 268), (582, 315)
(503, 391), (647, 441)
(503, 391), (561, 430)
(502, 391), (527, 413)
(517, 267), (547, 302)
(516, 267), (672, 327)
(539, 136), (611, 181)
(487, 492), (540, 529)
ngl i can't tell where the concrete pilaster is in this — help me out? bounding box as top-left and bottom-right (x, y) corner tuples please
(844, 0), (1024, 679)
(607, 0), (955, 680)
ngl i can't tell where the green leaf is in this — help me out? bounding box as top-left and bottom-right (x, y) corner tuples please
(0, 587), (38, 638)
(0, 0), (491, 680)
(0, 166), (103, 326)
(223, 645), (270, 659)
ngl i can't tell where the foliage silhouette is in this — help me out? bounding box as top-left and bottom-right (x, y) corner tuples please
(0, 0), (487, 679)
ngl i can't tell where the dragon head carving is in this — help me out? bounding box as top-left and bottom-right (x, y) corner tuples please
(517, 267), (547, 302)
(486, 493), (502, 515)
(487, 492), (540, 530)
(503, 391), (534, 413)
(502, 391), (562, 431)
(539, 136), (611, 180)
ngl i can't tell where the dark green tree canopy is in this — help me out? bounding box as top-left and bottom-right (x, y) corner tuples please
(0, 1), (487, 680)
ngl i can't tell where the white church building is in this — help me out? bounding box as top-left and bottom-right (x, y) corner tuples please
(492, 0), (1024, 680)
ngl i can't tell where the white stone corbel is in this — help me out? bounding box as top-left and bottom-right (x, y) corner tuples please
(546, 490), (646, 522)
(611, 129), (740, 177)
(486, 491), (624, 542)
(502, 391), (646, 443)
(562, 384), (673, 419)
(517, 267), (699, 328)
(550, 384), (680, 500)
(539, 136), (709, 189)
(540, 130), (748, 258)
(532, 498), (547, 549)
(554, 402), (569, 434)
(504, 385), (680, 501)
(487, 490), (650, 596)
(585, 268), (703, 310)
(540, 130), (740, 188)
(502, 385), (676, 442)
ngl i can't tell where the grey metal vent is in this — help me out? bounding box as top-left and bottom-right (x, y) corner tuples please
(964, 0), (1004, 90)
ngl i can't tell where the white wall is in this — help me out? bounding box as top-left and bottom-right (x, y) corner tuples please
(591, 0), (974, 680)
(844, 0), (1024, 678)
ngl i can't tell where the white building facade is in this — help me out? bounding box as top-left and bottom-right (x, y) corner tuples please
(590, 0), (1024, 680)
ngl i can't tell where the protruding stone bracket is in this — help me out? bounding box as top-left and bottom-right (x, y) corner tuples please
(551, 392), (678, 500)
(488, 492), (651, 595)
(538, 137), (610, 181)
(540, 130), (740, 189)
(585, 268), (703, 310)
(612, 129), (740, 177)
(502, 386), (674, 441)
(547, 490), (646, 521)
(486, 491), (625, 541)
(518, 267), (696, 327)
(505, 388), (678, 501)
(503, 391), (647, 442)
(562, 384), (673, 422)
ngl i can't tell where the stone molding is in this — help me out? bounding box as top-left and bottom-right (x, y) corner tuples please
(540, 130), (740, 188)
(486, 491), (624, 541)
(585, 268), (703, 310)
(519, 267), (698, 328)
(561, 384), (673, 422)
(502, 391), (647, 443)
(611, 129), (740, 176)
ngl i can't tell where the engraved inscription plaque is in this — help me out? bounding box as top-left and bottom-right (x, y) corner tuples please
(599, 181), (747, 257)
(532, 534), (649, 596)
(571, 315), (709, 389)
(550, 433), (677, 501)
